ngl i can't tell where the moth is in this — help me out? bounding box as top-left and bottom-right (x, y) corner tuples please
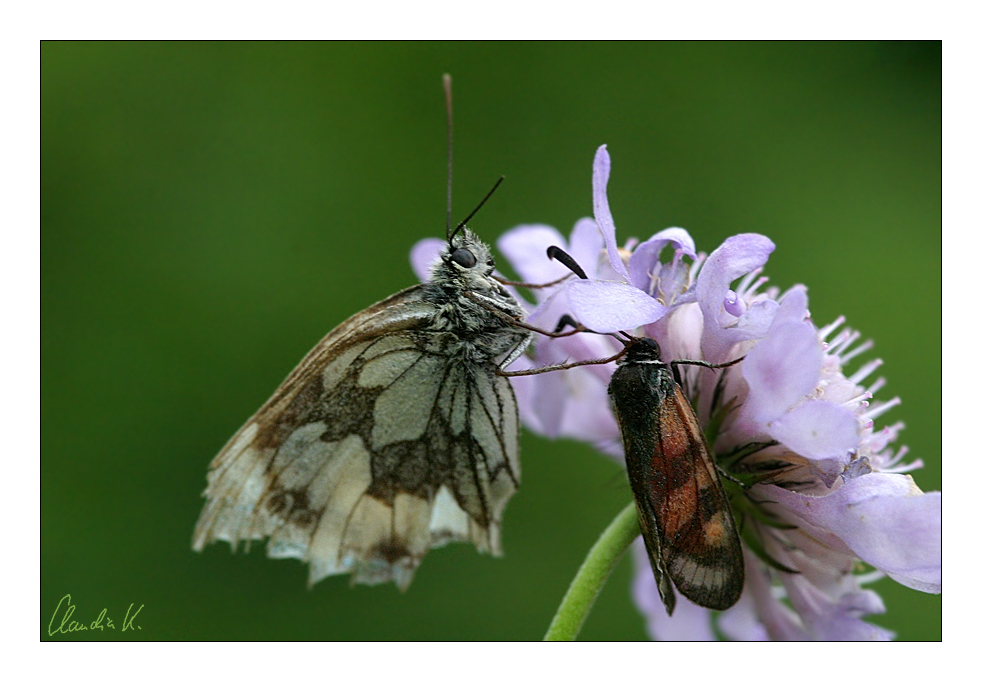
(513, 244), (746, 614)
(193, 78), (533, 590)
(608, 337), (744, 614)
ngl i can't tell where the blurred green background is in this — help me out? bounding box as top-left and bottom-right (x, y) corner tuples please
(41, 42), (940, 641)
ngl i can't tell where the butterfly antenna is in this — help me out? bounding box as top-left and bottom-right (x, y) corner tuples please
(443, 74), (454, 243)
(449, 175), (505, 245)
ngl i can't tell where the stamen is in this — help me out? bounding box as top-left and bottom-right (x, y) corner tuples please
(878, 444), (910, 469)
(734, 267), (762, 297)
(841, 339), (874, 365)
(848, 358), (883, 385)
(743, 274), (769, 299)
(864, 396), (901, 421)
(866, 377), (886, 395)
(818, 315), (846, 340)
(688, 252), (707, 280)
(827, 328), (860, 355)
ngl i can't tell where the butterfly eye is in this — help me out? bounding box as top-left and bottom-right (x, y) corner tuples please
(451, 248), (477, 268)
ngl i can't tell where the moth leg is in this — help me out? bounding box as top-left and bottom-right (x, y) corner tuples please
(669, 356), (745, 385)
(714, 462), (747, 487)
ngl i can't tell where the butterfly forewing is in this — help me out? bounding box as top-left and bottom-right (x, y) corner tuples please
(193, 230), (529, 589)
(609, 339), (744, 614)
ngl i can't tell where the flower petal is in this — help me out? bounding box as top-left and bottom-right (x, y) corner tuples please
(781, 573), (893, 641)
(567, 217), (604, 279)
(768, 400), (860, 464)
(592, 145), (630, 282)
(743, 554), (808, 640)
(504, 354), (543, 433)
(497, 224), (570, 285)
(628, 227), (697, 291)
(631, 541), (715, 640)
(409, 238), (445, 283)
(743, 320), (823, 422)
(716, 590), (768, 641)
(696, 233), (775, 362)
(566, 279), (666, 333)
(772, 285), (809, 326)
(767, 473), (941, 593)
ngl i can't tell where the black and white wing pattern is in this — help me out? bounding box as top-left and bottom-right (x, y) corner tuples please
(193, 229), (530, 590)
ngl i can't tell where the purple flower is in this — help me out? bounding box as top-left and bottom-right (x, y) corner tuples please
(409, 145), (940, 641)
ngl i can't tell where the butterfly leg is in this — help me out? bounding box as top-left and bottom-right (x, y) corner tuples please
(498, 334), (533, 370)
(497, 346), (631, 377)
(463, 291), (587, 339)
(491, 273), (572, 289)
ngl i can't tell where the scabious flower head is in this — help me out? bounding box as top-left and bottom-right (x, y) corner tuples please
(410, 145), (941, 640)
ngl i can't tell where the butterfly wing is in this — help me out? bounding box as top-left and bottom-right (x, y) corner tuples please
(192, 285), (522, 590)
(612, 362), (743, 614)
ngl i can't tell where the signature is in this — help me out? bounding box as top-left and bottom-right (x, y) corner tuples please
(47, 594), (144, 636)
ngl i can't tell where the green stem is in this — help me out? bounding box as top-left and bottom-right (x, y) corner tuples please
(543, 502), (640, 641)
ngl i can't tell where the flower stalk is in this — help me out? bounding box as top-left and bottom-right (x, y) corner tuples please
(544, 502), (640, 641)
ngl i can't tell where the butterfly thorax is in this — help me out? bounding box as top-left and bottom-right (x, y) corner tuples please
(421, 228), (530, 363)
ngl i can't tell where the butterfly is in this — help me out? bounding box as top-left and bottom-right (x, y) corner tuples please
(608, 337), (744, 614)
(192, 225), (532, 590)
(193, 77), (534, 590)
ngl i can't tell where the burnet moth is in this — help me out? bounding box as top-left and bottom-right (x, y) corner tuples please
(608, 337), (744, 615)
(508, 245), (746, 615)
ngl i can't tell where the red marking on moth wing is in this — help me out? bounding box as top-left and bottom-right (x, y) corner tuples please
(632, 381), (744, 611)
(655, 384), (737, 557)
(652, 385), (704, 543)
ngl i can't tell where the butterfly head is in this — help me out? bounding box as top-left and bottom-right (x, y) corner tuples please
(434, 227), (498, 291)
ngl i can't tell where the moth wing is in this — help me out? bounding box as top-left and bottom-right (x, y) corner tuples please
(192, 284), (521, 590)
(612, 368), (678, 615)
(653, 381), (744, 611)
(632, 475), (677, 616)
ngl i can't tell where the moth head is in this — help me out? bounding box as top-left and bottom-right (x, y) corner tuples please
(624, 337), (663, 363)
(436, 227), (497, 289)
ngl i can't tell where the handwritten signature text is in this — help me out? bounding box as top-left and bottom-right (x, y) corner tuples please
(47, 594), (144, 636)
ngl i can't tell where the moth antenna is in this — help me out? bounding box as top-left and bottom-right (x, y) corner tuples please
(552, 314), (581, 334)
(443, 73), (454, 243)
(449, 176), (505, 245)
(614, 331), (636, 347)
(546, 246), (589, 280)
(541, 247), (634, 346)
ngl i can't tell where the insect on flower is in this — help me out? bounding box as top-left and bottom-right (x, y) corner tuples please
(608, 337), (744, 615)
(510, 245), (746, 615)
(493, 144), (940, 638)
(192, 76), (534, 590)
